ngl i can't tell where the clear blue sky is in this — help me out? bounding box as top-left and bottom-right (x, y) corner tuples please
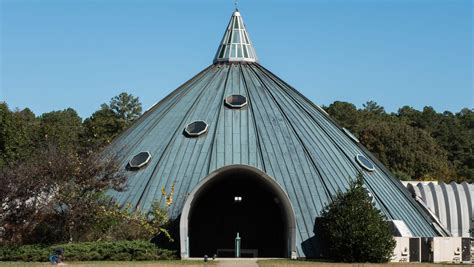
(1, 0), (472, 119)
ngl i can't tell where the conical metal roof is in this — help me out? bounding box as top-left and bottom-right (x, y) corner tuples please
(106, 10), (447, 257)
(214, 9), (258, 63)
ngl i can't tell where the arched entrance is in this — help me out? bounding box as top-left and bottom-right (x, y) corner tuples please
(180, 165), (296, 258)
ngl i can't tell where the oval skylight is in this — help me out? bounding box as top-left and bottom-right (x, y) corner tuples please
(343, 128), (359, 143)
(224, 94), (248, 108)
(184, 121), (209, 137)
(129, 151), (152, 170)
(355, 154), (375, 172)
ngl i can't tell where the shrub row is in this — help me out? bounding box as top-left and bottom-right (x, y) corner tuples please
(0, 240), (176, 262)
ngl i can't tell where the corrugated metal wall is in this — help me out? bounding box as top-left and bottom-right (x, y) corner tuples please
(406, 181), (474, 237)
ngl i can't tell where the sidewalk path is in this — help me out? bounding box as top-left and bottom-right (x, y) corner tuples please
(217, 259), (258, 267)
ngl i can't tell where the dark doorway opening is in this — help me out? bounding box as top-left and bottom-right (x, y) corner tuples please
(188, 169), (287, 258)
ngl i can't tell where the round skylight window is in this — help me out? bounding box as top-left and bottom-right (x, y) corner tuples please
(355, 154), (375, 172)
(184, 121), (209, 137)
(343, 128), (359, 143)
(129, 151), (152, 170)
(224, 94), (248, 108)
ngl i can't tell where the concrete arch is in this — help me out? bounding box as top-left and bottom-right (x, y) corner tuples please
(179, 165), (297, 259)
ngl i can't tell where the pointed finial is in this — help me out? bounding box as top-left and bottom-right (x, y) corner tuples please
(215, 8), (258, 63)
(234, 0), (238, 11)
(213, 8), (258, 63)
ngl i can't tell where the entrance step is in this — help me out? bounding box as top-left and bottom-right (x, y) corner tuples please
(217, 258), (258, 267)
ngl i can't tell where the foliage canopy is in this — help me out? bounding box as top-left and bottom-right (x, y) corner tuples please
(325, 101), (473, 182)
(83, 92), (142, 149)
(0, 144), (172, 246)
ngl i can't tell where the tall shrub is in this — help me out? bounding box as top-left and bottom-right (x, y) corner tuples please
(319, 174), (396, 262)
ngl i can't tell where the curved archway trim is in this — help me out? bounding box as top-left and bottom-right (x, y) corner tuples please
(179, 164), (297, 258)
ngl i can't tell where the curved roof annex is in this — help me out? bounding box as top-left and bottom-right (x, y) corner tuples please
(406, 181), (474, 237)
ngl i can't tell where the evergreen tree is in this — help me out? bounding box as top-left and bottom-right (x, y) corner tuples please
(319, 174), (396, 263)
(0, 104), (38, 168)
(82, 92), (142, 149)
(363, 100), (385, 115)
(104, 92), (142, 123)
(324, 101), (360, 131)
(82, 107), (127, 148)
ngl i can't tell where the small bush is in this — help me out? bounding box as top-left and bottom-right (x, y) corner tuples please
(0, 240), (176, 262)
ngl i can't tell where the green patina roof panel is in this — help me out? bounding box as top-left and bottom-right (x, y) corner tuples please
(105, 10), (446, 257)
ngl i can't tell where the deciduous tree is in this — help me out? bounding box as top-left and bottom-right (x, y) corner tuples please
(0, 144), (125, 244)
(38, 108), (83, 151)
(359, 120), (455, 181)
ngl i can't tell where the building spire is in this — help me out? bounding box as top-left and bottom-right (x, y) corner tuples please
(213, 10), (258, 64)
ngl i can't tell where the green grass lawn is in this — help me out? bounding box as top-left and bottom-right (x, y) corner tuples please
(0, 261), (217, 267)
